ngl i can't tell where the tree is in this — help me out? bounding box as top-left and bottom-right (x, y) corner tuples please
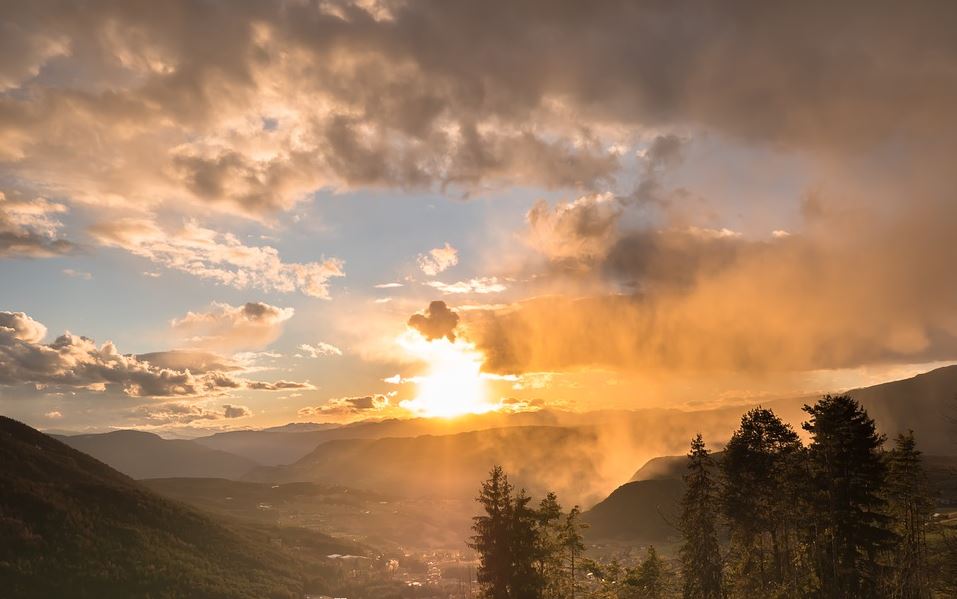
(469, 466), (514, 599)
(510, 488), (544, 599)
(884, 431), (932, 599)
(633, 546), (672, 598)
(536, 492), (565, 599)
(678, 434), (723, 599)
(803, 395), (893, 598)
(560, 505), (587, 599)
(720, 407), (805, 597)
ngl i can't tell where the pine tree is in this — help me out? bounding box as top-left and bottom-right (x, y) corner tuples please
(679, 434), (723, 599)
(884, 431), (932, 599)
(720, 407), (805, 597)
(510, 488), (544, 599)
(634, 546), (670, 598)
(536, 492), (565, 599)
(803, 395), (894, 599)
(469, 466), (514, 599)
(561, 505), (586, 599)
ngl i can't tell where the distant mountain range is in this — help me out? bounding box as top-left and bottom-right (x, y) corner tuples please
(55, 429), (261, 479)
(0, 416), (359, 598)
(243, 425), (612, 505)
(42, 365), (957, 509)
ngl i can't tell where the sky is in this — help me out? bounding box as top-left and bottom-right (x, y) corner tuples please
(2, 0), (957, 434)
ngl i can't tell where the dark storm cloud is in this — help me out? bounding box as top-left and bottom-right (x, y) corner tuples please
(4, 0), (956, 219)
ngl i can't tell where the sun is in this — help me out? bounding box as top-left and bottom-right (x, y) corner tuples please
(397, 331), (498, 418)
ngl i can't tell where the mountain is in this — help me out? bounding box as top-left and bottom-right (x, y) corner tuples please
(55, 429), (260, 479)
(194, 409), (614, 465)
(0, 416), (359, 598)
(244, 425), (614, 505)
(197, 365), (957, 474)
(847, 365), (957, 455)
(583, 479), (684, 544)
(588, 450), (957, 545)
(629, 452), (723, 483)
(261, 422), (341, 433)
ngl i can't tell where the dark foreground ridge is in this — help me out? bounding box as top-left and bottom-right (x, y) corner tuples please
(0, 416), (355, 599)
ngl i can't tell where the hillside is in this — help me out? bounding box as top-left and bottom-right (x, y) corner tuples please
(847, 365), (957, 455)
(590, 450), (957, 545)
(56, 430), (259, 479)
(583, 479), (684, 544)
(0, 416), (357, 598)
(142, 478), (472, 550)
(244, 426), (612, 505)
(194, 409), (619, 465)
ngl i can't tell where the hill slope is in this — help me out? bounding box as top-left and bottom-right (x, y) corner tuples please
(0, 416), (354, 598)
(56, 429), (259, 479)
(592, 450), (957, 545)
(244, 425), (611, 505)
(583, 479), (684, 543)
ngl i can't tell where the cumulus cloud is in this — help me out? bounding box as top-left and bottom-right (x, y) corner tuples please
(527, 192), (622, 262)
(408, 300), (459, 342)
(0, 310), (311, 397)
(5, 0), (954, 222)
(298, 394), (391, 417)
(0, 193), (75, 258)
(0, 311), (47, 344)
(299, 342), (343, 358)
(171, 301), (294, 351)
(89, 219), (344, 298)
(417, 243), (459, 276)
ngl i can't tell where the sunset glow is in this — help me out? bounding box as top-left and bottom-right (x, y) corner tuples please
(397, 332), (496, 418)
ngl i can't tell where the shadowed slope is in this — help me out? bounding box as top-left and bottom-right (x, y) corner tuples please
(0, 416), (354, 598)
(56, 429), (259, 479)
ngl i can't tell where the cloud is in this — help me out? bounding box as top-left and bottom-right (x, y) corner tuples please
(0, 193), (75, 258)
(43, 410), (62, 419)
(408, 300), (459, 342)
(0, 311), (47, 344)
(6, 0), (954, 223)
(299, 342), (343, 358)
(62, 269), (92, 280)
(246, 380), (315, 391)
(374, 282), (403, 288)
(469, 197), (957, 374)
(130, 401), (251, 425)
(89, 218), (344, 298)
(425, 277), (506, 294)
(417, 243), (459, 276)
(171, 301), (294, 351)
(527, 192), (622, 262)
(222, 403), (252, 418)
(135, 350), (242, 374)
(298, 394), (391, 417)
(0, 310), (311, 397)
